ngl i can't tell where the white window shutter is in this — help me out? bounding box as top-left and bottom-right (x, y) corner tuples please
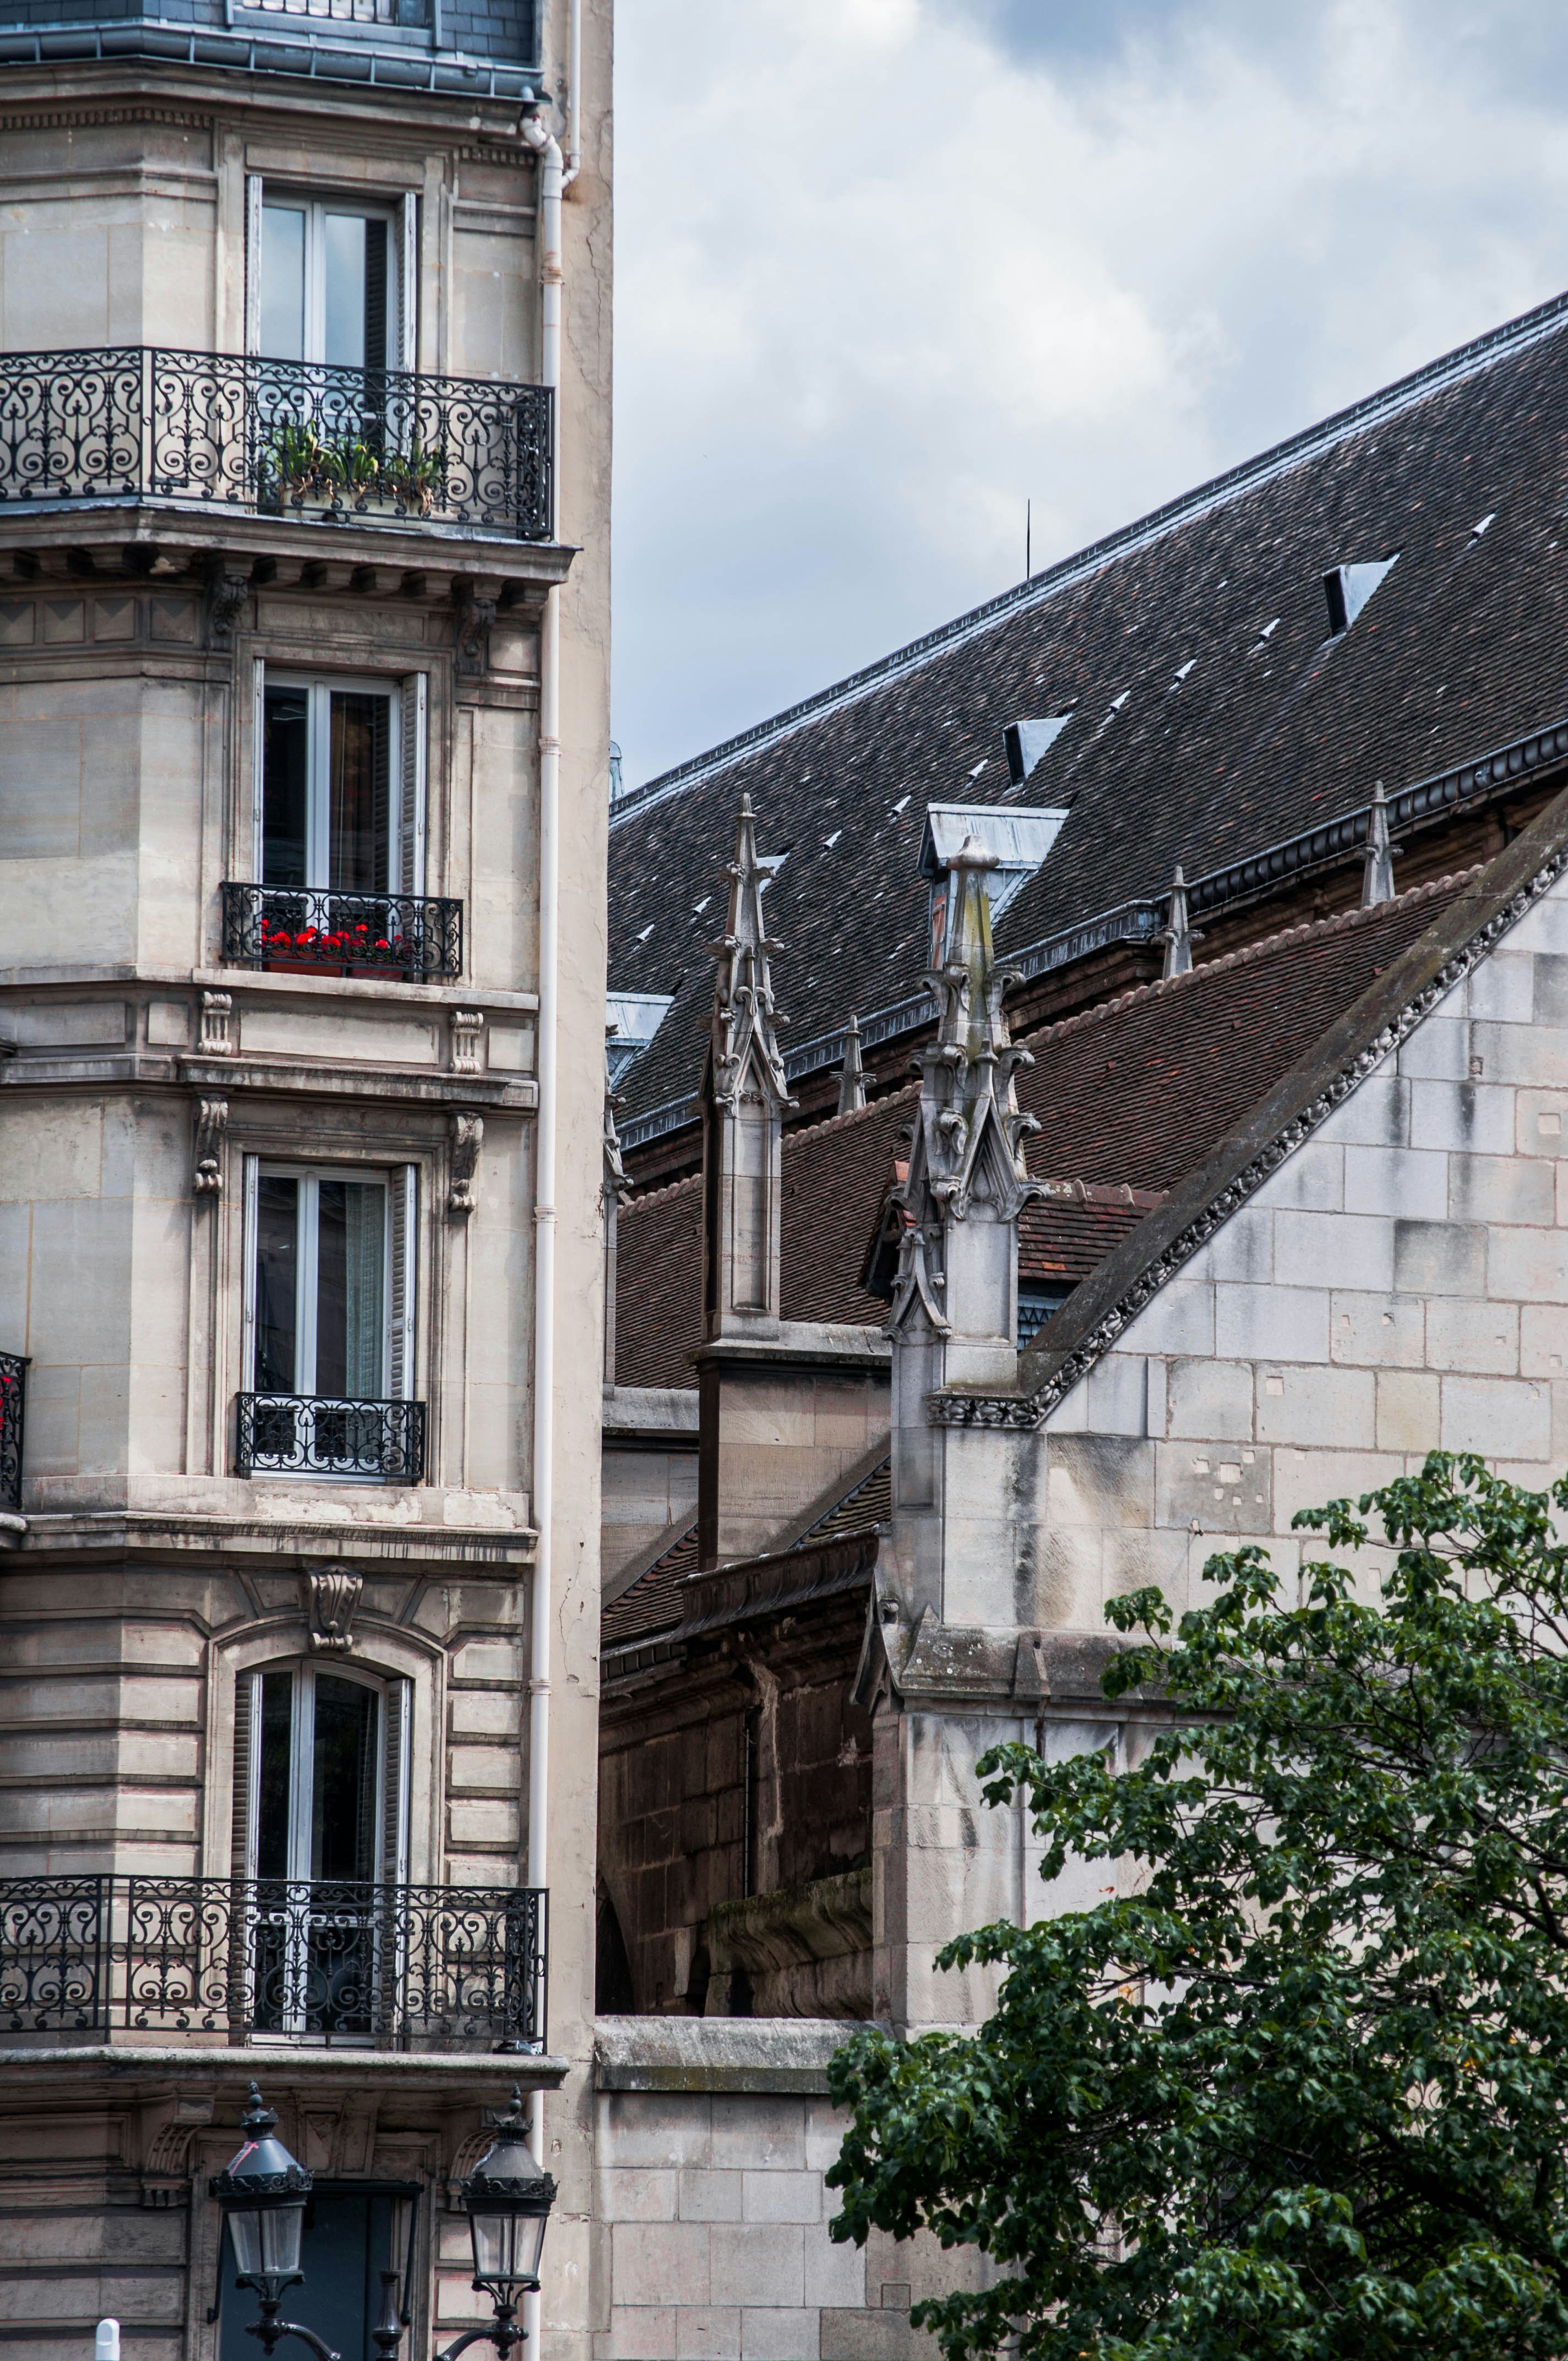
(244, 174), (264, 356)
(252, 657), (266, 879)
(388, 1166), (417, 1401)
(380, 1678), (412, 1887)
(399, 192), (419, 373)
(241, 1155), (260, 1391)
(398, 673), (427, 897)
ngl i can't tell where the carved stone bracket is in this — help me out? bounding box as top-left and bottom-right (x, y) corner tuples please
(450, 1009), (484, 1075)
(193, 1097), (227, 1196)
(206, 567), (250, 641)
(200, 989), (234, 1056)
(302, 1564), (363, 1652)
(454, 589), (497, 679)
(449, 1110), (484, 1217)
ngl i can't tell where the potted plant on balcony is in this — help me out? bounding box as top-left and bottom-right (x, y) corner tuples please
(269, 421), (336, 512)
(383, 439), (442, 518)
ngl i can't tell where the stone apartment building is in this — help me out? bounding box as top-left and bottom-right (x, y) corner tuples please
(589, 290), (1568, 2359)
(0, 2), (611, 2355)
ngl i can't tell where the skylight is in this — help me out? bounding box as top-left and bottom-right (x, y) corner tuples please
(1322, 553), (1398, 635)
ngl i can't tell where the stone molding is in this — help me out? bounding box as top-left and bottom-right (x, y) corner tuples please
(594, 2015), (861, 2096)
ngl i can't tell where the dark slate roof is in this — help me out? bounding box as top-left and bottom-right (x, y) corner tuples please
(601, 1517), (698, 1650)
(609, 286), (1568, 1128)
(614, 871), (1473, 1393)
(0, 0), (539, 88)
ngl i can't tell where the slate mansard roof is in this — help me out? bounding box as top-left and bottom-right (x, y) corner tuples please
(613, 873), (1469, 1395)
(609, 287), (1568, 1135)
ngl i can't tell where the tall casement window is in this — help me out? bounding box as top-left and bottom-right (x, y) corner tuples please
(246, 178), (418, 373)
(231, 1661), (412, 2036)
(240, 1161), (419, 1480)
(257, 673), (426, 900)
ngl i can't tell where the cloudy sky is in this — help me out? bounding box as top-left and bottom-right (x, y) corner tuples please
(611, 1), (1568, 791)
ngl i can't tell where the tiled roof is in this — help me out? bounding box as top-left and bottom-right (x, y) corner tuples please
(614, 872), (1474, 1394)
(600, 1518), (698, 1650)
(610, 287), (1568, 1126)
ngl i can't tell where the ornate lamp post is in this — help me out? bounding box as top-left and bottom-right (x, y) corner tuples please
(209, 2083), (340, 2361)
(437, 2087), (557, 2361)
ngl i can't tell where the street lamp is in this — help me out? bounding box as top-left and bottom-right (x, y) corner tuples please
(437, 2087), (557, 2361)
(210, 2082), (340, 2361)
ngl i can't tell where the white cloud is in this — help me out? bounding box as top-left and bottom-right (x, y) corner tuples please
(612, 0), (1568, 787)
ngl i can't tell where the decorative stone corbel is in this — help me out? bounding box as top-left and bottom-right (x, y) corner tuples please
(449, 1111), (484, 1217)
(193, 1097), (227, 1196)
(206, 567), (251, 642)
(450, 1009), (484, 1075)
(140, 2096), (211, 2210)
(302, 1564), (363, 1653)
(454, 586), (497, 679)
(199, 989), (234, 1056)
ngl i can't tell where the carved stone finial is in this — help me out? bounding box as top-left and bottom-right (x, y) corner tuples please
(700, 796), (797, 1339)
(888, 835), (1042, 1342)
(1159, 863), (1199, 980)
(449, 1111), (484, 1217)
(450, 1009), (484, 1076)
(1362, 780), (1396, 907)
(302, 1564), (362, 1653)
(836, 1013), (867, 1117)
(199, 990), (234, 1056)
(193, 1097), (227, 1196)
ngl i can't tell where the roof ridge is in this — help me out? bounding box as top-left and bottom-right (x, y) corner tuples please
(1017, 865), (1488, 1053)
(609, 290), (1568, 824)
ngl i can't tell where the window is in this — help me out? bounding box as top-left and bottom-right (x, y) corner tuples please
(232, 1660), (412, 2037)
(257, 672), (425, 898)
(247, 179), (417, 373)
(240, 1161), (418, 1479)
(254, 1169), (392, 1400)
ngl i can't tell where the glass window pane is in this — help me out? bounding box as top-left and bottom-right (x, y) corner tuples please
(323, 212), (367, 369)
(312, 1675), (379, 1882)
(260, 204), (306, 362)
(315, 1181), (385, 1400)
(255, 1670), (294, 1881)
(255, 1176), (300, 1392)
(328, 692), (391, 895)
(262, 686), (310, 890)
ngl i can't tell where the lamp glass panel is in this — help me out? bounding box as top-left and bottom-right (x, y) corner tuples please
(230, 2210), (264, 2277)
(261, 2204), (305, 2276)
(470, 2207), (546, 2286)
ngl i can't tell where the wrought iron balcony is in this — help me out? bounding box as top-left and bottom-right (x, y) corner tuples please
(0, 1875), (546, 2049)
(0, 1351), (25, 1517)
(0, 346), (552, 540)
(236, 1394), (427, 1482)
(221, 883), (464, 980)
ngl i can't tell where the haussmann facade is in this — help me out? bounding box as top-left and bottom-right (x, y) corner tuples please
(0, 1), (612, 2354)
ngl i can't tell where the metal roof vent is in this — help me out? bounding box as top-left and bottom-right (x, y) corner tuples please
(1323, 552), (1398, 636)
(1003, 715), (1072, 787)
(606, 991), (674, 1083)
(918, 802), (1068, 962)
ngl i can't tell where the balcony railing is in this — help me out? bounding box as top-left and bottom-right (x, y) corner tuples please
(236, 1394), (427, 1482)
(0, 1876), (546, 2049)
(222, 883), (464, 980)
(0, 1352), (25, 1517)
(0, 346), (552, 540)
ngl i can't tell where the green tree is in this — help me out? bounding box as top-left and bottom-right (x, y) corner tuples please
(827, 1454), (1568, 2360)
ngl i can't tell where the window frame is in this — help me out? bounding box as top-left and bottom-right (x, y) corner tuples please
(243, 1159), (404, 1403)
(254, 669), (404, 897)
(246, 176), (418, 372)
(246, 1656), (389, 1885)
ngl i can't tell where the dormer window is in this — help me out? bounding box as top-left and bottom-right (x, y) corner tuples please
(1322, 553), (1398, 636)
(919, 803), (1068, 962)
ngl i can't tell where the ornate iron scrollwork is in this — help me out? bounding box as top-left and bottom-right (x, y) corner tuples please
(235, 1394), (427, 1482)
(220, 883), (463, 981)
(0, 347), (551, 541)
(0, 1351), (26, 1517)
